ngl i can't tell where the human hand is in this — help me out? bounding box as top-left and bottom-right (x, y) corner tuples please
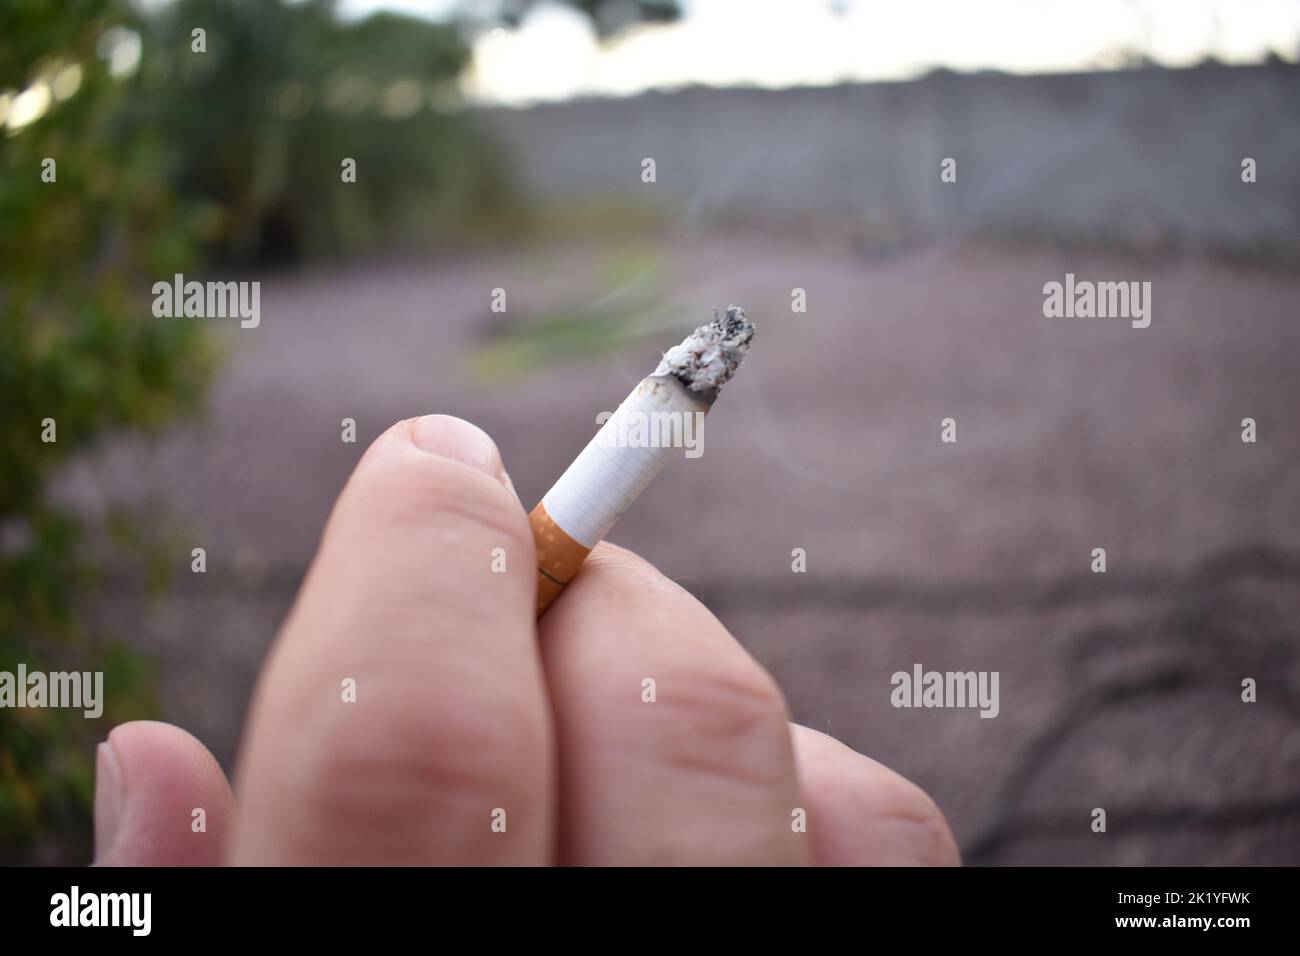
(92, 415), (959, 866)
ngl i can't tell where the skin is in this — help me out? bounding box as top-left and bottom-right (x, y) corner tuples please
(93, 415), (959, 866)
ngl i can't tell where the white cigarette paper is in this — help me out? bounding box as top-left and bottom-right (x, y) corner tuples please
(541, 375), (708, 548)
(529, 306), (754, 615)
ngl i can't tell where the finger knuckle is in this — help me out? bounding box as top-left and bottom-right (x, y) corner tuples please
(288, 682), (543, 850)
(651, 661), (792, 785)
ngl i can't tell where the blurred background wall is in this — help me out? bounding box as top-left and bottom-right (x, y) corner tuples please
(482, 64), (1300, 255)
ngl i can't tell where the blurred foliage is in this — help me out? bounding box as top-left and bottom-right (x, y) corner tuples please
(128, 0), (682, 263)
(130, 0), (529, 263)
(470, 243), (669, 383)
(485, 0), (680, 37)
(0, 0), (214, 861)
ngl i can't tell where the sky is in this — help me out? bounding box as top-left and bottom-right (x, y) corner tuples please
(343, 0), (1300, 105)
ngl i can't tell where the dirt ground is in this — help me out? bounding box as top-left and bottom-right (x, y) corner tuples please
(72, 231), (1300, 865)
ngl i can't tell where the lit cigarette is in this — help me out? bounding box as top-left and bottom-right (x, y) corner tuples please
(529, 306), (755, 616)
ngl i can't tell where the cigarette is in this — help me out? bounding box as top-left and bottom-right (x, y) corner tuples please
(529, 306), (755, 616)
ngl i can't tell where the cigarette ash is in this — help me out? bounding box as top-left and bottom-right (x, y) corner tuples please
(654, 306), (755, 394)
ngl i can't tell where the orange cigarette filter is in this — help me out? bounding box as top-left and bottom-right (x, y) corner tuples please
(529, 502), (591, 616)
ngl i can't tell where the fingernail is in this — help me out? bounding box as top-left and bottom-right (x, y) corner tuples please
(408, 415), (511, 487)
(94, 740), (125, 863)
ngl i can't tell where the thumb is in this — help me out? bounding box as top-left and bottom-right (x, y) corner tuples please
(229, 415), (551, 865)
(93, 721), (236, 866)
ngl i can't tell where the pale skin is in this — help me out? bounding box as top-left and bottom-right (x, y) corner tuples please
(93, 415), (959, 866)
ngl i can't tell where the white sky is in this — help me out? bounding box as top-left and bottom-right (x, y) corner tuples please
(346, 0), (1300, 106)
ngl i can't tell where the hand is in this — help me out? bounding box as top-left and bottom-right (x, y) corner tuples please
(92, 415), (959, 865)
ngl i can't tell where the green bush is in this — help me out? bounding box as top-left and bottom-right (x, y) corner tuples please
(133, 0), (524, 263)
(0, 0), (216, 862)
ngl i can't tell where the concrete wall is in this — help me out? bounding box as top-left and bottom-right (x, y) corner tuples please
(476, 64), (1300, 256)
